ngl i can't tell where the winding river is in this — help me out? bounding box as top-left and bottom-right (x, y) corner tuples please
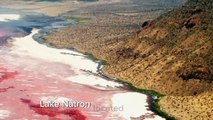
(0, 10), (165, 120)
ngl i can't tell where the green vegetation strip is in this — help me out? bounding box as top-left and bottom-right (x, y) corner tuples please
(85, 52), (109, 65)
(123, 81), (175, 120)
(85, 52), (176, 120)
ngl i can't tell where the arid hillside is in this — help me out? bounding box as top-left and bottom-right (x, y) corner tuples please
(45, 0), (213, 119)
(103, 0), (213, 119)
(104, 0), (213, 95)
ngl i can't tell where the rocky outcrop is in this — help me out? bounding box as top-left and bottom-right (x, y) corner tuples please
(184, 14), (201, 29)
(177, 65), (213, 82)
(116, 48), (139, 59)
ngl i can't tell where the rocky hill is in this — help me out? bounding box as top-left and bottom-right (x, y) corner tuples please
(102, 0), (213, 119)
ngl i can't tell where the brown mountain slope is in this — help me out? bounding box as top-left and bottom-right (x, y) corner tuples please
(104, 0), (213, 95)
(102, 0), (213, 119)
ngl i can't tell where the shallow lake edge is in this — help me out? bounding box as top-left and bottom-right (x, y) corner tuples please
(85, 52), (176, 120)
(32, 19), (176, 120)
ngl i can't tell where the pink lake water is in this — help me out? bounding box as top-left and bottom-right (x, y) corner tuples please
(0, 13), (165, 120)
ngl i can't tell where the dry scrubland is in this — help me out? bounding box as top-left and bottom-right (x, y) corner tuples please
(46, 11), (162, 59)
(0, 0), (120, 16)
(45, 0), (166, 61)
(45, 0), (213, 119)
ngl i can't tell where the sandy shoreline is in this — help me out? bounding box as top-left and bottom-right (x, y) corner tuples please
(0, 14), (20, 21)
